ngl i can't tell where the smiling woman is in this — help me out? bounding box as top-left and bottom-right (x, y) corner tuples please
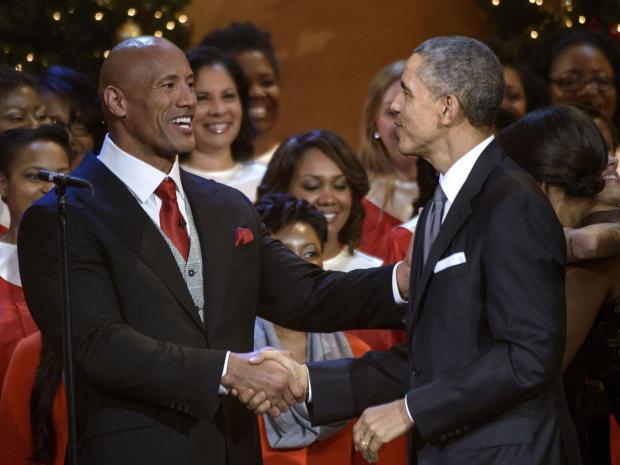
(181, 46), (264, 201)
(257, 130), (377, 266)
(0, 125), (70, 406)
(199, 22), (281, 165)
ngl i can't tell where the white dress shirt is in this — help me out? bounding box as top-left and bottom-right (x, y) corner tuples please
(98, 135), (190, 234)
(438, 135), (494, 222)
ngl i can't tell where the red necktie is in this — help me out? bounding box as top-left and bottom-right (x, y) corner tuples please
(155, 178), (190, 260)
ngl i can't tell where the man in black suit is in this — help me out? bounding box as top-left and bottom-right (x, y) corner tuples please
(17, 37), (409, 464)
(258, 36), (581, 465)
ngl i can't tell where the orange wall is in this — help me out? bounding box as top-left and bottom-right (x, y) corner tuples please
(186, 0), (487, 149)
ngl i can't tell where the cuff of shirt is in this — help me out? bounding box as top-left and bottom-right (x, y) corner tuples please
(404, 394), (414, 424)
(218, 351), (230, 395)
(307, 367), (313, 403)
(392, 261), (408, 304)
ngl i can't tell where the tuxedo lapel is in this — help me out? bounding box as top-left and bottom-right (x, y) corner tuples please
(181, 171), (234, 342)
(409, 142), (505, 328)
(73, 154), (204, 332)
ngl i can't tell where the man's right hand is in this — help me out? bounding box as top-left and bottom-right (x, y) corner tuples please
(222, 348), (305, 415)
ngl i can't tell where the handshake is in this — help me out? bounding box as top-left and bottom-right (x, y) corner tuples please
(222, 348), (308, 416)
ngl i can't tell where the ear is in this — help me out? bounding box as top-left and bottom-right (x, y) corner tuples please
(0, 174), (9, 201)
(102, 85), (127, 118)
(438, 95), (461, 125)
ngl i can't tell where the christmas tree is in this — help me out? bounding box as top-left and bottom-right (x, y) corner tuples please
(0, 0), (191, 80)
(478, 0), (620, 44)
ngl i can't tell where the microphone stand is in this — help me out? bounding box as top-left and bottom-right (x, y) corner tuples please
(55, 183), (77, 465)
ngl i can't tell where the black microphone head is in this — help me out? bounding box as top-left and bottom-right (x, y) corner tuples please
(36, 169), (54, 182)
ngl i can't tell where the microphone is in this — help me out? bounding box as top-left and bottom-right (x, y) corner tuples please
(37, 169), (92, 189)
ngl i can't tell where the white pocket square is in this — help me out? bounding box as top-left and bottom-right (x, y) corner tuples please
(434, 252), (466, 273)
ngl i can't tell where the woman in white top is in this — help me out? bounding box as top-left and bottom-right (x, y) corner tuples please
(182, 46), (265, 201)
(199, 22), (282, 165)
(258, 130), (382, 271)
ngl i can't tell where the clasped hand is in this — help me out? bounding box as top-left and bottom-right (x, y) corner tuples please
(222, 348), (309, 416)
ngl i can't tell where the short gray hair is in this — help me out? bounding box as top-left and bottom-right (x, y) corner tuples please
(414, 36), (504, 128)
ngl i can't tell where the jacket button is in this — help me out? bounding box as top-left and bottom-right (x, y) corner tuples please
(188, 269), (195, 277)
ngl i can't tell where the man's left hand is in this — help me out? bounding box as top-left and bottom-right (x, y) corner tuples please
(353, 398), (414, 463)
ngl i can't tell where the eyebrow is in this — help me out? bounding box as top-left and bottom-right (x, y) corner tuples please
(400, 80), (412, 94)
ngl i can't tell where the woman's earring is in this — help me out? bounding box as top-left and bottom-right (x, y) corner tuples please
(373, 131), (380, 140)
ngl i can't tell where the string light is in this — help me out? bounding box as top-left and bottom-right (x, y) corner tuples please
(103, 50), (110, 58)
(166, 21), (175, 30)
(26, 53), (34, 62)
(617, 23), (620, 33)
(154, 30), (163, 37)
(529, 0), (536, 3)
(3, 46), (10, 54)
(15, 64), (23, 71)
(52, 11), (62, 21)
(530, 30), (539, 39)
(127, 8), (137, 17)
(565, 18), (573, 27)
(535, 0), (543, 5)
(68, 7), (75, 14)
(578, 15), (586, 24)
(178, 14), (188, 23)
(94, 11), (104, 21)
(154, 10), (163, 19)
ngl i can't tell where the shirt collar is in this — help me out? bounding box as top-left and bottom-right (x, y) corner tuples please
(439, 135), (494, 204)
(98, 134), (186, 203)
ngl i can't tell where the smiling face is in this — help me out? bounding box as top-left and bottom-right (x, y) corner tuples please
(0, 85), (49, 133)
(549, 44), (617, 120)
(235, 49), (280, 134)
(288, 148), (352, 243)
(390, 54), (443, 158)
(272, 221), (323, 267)
(0, 140), (70, 228)
(193, 64), (242, 156)
(104, 40), (196, 167)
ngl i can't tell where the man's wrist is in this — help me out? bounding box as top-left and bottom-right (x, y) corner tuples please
(393, 261), (409, 303)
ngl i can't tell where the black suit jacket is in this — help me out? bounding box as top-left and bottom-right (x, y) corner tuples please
(308, 141), (582, 465)
(17, 154), (404, 465)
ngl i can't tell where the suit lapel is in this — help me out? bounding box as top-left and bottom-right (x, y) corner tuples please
(73, 155), (204, 332)
(181, 171), (234, 342)
(409, 141), (505, 328)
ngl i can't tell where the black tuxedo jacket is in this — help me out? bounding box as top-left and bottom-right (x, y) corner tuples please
(17, 154), (403, 465)
(308, 141), (582, 465)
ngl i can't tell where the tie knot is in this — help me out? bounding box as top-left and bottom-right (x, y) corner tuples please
(155, 178), (177, 202)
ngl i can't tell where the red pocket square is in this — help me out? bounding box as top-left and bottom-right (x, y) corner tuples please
(234, 227), (254, 246)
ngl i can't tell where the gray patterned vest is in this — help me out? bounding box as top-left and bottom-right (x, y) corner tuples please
(158, 195), (205, 323)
